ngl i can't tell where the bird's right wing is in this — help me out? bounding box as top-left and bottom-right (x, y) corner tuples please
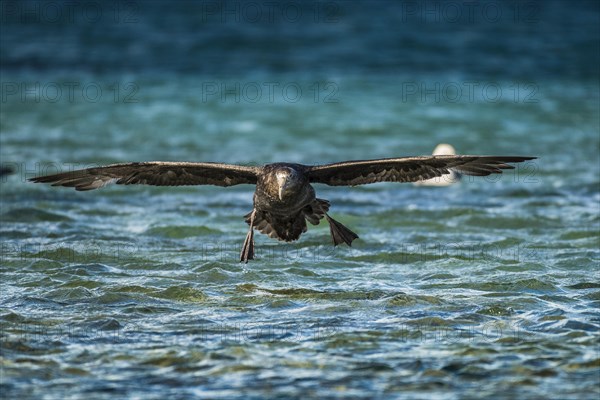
(29, 162), (261, 191)
(306, 156), (536, 186)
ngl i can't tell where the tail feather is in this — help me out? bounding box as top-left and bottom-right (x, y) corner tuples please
(325, 214), (359, 246)
(304, 198), (330, 225)
(244, 200), (359, 246)
(245, 210), (306, 242)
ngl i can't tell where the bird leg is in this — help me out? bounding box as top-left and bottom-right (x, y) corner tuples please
(325, 214), (359, 247)
(240, 209), (256, 263)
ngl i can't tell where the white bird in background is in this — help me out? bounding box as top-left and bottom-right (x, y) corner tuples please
(414, 144), (461, 187)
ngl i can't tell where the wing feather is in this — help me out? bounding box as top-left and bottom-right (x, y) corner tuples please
(29, 162), (260, 191)
(306, 156), (536, 186)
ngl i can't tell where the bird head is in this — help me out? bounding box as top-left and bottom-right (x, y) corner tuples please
(275, 168), (298, 200)
(432, 143), (456, 156)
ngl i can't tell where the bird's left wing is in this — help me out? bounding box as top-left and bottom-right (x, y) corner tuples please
(306, 156), (536, 186)
(29, 162), (261, 191)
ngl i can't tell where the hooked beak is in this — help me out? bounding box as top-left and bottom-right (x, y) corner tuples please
(277, 175), (289, 200)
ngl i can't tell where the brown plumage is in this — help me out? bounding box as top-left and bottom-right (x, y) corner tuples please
(29, 155), (536, 262)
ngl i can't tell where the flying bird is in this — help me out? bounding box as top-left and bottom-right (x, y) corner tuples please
(29, 155), (536, 262)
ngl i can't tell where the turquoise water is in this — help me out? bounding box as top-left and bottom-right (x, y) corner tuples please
(1, 72), (598, 399)
(1, 2), (599, 399)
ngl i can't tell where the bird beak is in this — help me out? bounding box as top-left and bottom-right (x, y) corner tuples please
(277, 175), (288, 200)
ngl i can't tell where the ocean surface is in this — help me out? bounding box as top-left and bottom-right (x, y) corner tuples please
(1, 1), (599, 399)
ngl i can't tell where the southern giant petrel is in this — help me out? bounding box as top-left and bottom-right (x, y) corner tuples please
(30, 155), (536, 262)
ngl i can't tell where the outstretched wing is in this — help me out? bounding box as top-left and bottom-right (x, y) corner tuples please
(29, 162), (261, 191)
(306, 156), (536, 186)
